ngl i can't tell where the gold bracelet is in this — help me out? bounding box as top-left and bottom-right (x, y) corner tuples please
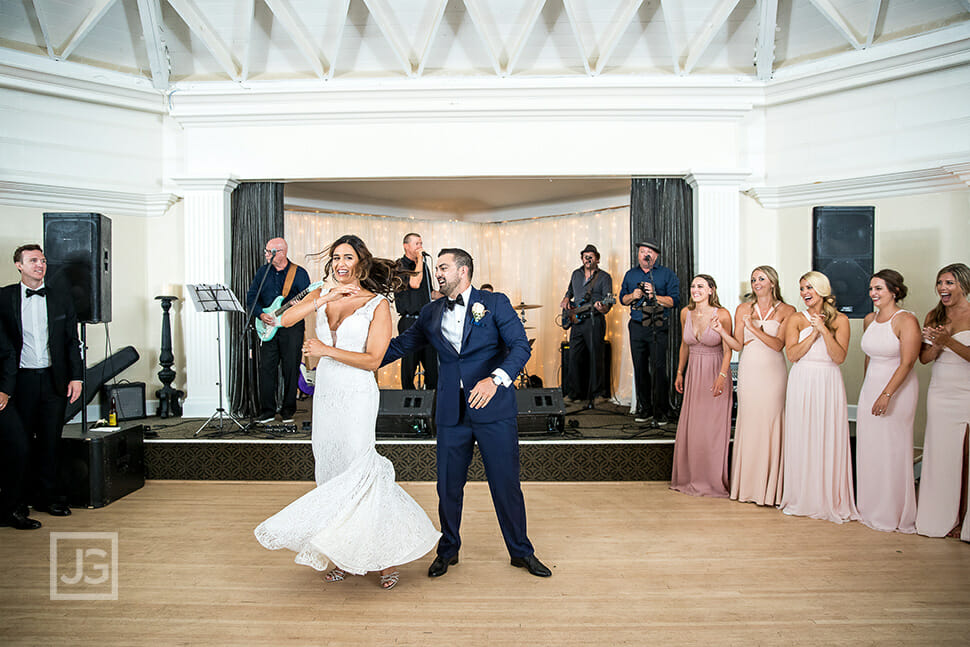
(882, 392), (892, 398)
(719, 372), (727, 378)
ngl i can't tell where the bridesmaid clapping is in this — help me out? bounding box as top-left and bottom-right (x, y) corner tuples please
(670, 274), (734, 498)
(725, 266), (795, 506)
(855, 270), (920, 533)
(915, 263), (970, 541)
(780, 271), (858, 523)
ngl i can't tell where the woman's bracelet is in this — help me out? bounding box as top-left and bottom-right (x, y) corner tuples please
(882, 392), (893, 398)
(718, 372), (728, 379)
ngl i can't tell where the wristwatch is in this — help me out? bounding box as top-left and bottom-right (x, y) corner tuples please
(491, 375), (503, 387)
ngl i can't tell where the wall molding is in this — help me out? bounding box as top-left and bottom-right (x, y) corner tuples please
(0, 180), (179, 218)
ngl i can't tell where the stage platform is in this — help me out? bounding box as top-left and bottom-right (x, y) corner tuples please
(66, 398), (677, 482)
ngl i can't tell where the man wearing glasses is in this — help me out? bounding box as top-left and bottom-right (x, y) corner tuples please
(246, 237), (310, 423)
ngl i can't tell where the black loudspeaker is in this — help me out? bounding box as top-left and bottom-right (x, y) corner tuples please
(812, 206), (874, 319)
(560, 340), (612, 398)
(376, 389), (435, 438)
(515, 388), (565, 436)
(60, 426), (145, 508)
(43, 212), (112, 324)
(100, 382), (147, 422)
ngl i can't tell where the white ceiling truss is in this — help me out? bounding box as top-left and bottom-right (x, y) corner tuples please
(0, 0), (966, 92)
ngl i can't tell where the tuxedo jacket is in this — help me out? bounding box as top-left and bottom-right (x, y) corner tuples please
(0, 283), (84, 394)
(0, 322), (16, 396)
(383, 288), (531, 427)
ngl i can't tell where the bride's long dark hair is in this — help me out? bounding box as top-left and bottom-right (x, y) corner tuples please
(308, 234), (404, 298)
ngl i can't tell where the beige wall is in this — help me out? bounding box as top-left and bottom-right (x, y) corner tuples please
(740, 189), (970, 443)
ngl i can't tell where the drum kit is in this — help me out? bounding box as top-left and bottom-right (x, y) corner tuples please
(514, 302), (542, 387)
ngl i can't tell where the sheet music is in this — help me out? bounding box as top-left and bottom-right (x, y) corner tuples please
(185, 284), (244, 313)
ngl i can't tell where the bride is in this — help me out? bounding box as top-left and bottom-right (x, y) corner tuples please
(254, 234), (440, 589)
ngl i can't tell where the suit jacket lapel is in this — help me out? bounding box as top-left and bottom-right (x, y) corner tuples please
(460, 288), (478, 351)
(435, 298), (457, 357)
(12, 286), (23, 339)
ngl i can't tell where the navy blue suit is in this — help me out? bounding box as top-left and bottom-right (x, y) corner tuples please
(383, 288), (535, 559)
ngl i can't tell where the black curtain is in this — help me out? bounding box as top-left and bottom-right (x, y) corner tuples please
(228, 182), (285, 417)
(629, 178), (694, 412)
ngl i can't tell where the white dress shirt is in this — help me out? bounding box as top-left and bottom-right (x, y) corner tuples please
(20, 281), (51, 369)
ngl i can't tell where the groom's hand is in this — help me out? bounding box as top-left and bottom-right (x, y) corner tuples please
(467, 378), (498, 409)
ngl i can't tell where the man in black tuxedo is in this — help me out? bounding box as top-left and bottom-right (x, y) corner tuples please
(0, 322), (39, 529)
(0, 244), (83, 517)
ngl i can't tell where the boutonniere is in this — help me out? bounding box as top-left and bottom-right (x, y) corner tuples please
(470, 302), (488, 326)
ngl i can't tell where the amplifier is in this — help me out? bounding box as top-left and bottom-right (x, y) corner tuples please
(515, 388), (565, 436)
(100, 382), (146, 421)
(60, 425), (145, 508)
(377, 389), (435, 438)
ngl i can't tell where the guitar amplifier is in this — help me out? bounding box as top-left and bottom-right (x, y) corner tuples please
(60, 425), (145, 508)
(560, 340), (612, 398)
(100, 382), (147, 421)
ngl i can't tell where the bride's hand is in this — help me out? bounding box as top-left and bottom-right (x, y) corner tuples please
(302, 339), (332, 358)
(314, 285), (359, 308)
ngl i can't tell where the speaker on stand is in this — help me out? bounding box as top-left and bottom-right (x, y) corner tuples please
(44, 212), (112, 432)
(812, 206), (874, 319)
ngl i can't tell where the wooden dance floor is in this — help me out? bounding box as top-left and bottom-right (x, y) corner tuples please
(2, 480), (968, 646)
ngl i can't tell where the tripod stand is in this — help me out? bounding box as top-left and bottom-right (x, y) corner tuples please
(186, 284), (246, 435)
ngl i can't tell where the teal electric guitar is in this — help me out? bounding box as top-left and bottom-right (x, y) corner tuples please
(255, 281), (324, 342)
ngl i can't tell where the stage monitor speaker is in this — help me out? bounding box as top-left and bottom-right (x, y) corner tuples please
(100, 382), (147, 422)
(812, 206), (874, 319)
(60, 425), (145, 508)
(377, 389), (435, 438)
(515, 388), (565, 436)
(43, 212), (112, 324)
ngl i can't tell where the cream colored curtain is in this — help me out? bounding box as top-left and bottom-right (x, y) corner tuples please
(285, 206), (632, 402)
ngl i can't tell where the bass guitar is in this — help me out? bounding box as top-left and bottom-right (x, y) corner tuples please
(255, 281), (324, 342)
(560, 293), (615, 330)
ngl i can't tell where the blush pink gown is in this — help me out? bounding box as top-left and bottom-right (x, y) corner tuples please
(856, 311), (918, 533)
(671, 311), (732, 498)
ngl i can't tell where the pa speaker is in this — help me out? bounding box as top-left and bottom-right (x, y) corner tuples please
(377, 389), (435, 438)
(60, 426), (145, 508)
(812, 206), (873, 319)
(515, 388), (565, 436)
(43, 212), (112, 324)
(100, 382), (147, 422)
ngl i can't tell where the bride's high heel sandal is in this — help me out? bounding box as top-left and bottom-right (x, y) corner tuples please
(324, 568), (348, 582)
(380, 571), (400, 590)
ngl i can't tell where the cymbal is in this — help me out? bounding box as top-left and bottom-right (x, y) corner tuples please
(523, 326), (536, 330)
(515, 303), (543, 310)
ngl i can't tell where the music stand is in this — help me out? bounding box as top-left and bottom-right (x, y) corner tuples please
(186, 284), (246, 435)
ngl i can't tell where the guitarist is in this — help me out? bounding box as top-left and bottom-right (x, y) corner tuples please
(559, 244), (613, 404)
(246, 237), (310, 423)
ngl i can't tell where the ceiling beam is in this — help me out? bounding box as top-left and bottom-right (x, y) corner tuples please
(593, 0), (646, 76)
(60, 0), (119, 60)
(361, 0), (420, 77)
(561, 0), (593, 75)
(415, 0), (451, 77)
(29, 0), (56, 58)
(166, 0), (241, 81)
(505, 0), (546, 75)
(462, 0), (504, 76)
(754, 0), (778, 81)
(865, 0), (881, 48)
(683, 0), (742, 75)
(136, 0), (170, 90)
(239, 0), (255, 82)
(325, 0), (352, 80)
(658, 0), (683, 74)
(265, 0), (328, 79)
(809, 0), (863, 49)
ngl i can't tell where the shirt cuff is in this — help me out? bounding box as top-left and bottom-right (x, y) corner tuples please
(492, 369), (512, 387)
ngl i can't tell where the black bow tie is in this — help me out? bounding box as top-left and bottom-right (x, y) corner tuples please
(445, 294), (464, 311)
(25, 287), (47, 298)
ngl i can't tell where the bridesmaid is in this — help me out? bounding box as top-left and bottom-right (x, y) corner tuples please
(725, 266), (795, 506)
(671, 274), (734, 497)
(779, 271), (858, 523)
(856, 269), (920, 533)
(915, 263), (970, 541)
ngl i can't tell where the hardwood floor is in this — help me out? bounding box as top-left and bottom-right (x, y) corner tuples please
(1, 481), (968, 646)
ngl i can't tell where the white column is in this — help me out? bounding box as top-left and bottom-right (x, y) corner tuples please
(173, 177), (239, 417)
(685, 171), (749, 317)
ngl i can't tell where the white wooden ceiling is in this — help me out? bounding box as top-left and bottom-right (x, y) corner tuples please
(1, 0), (968, 90)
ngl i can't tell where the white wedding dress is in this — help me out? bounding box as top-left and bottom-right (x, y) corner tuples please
(254, 293), (440, 574)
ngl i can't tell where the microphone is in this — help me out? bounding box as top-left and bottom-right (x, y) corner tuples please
(421, 251), (431, 257)
(266, 249), (279, 263)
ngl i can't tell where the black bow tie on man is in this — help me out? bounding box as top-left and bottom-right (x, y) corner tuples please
(445, 294), (464, 310)
(25, 287), (47, 298)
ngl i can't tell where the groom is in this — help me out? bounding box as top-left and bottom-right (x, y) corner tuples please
(382, 248), (551, 578)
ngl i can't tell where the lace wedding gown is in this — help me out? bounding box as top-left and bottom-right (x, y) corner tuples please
(255, 293), (440, 574)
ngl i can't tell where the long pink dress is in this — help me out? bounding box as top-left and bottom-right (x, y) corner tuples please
(671, 311), (732, 497)
(856, 311), (918, 533)
(915, 330), (970, 540)
(730, 303), (787, 505)
(780, 313), (859, 523)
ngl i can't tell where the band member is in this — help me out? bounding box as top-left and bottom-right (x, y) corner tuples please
(394, 233), (440, 389)
(559, 244), (613, 402)
(0, 244), (83, 518)
(246, 237), (310, 423)
(619, 239), (680, 424)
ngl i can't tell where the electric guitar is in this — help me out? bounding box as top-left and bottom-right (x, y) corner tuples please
(297, 361), (316, 397)
(560, 293), (615, 330)
(255, 281), (324, 342)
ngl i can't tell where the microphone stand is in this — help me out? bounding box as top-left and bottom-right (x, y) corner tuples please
(241, 251), (277, 429)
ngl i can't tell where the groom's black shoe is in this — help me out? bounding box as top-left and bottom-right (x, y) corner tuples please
(1, 510), (42, 530)
(428, 554), (458, 578)
(511, 554), (552, 577)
